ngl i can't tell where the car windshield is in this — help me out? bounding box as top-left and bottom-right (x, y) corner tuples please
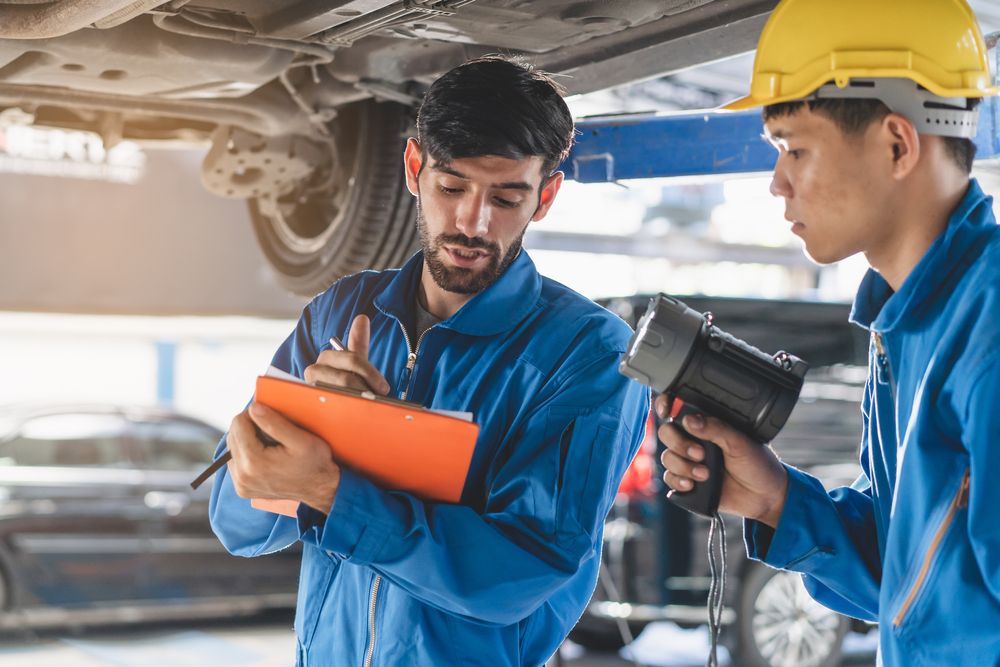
(0, 412), (129, 467)
(132, 419), (221, 472)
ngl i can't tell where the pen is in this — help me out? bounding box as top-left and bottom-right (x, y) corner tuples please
(329, 335), (378, 393)
(190, 424), (280, 490)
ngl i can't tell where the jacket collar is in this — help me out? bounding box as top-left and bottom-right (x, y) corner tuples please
(374, 249), (543, 336)
(850, 178), (995, 332)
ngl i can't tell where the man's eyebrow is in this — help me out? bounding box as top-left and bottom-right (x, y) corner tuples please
(766, 128), (792, 140)
(493, 181), (534, 192)
(430, 163), (535, 192)
(432, 163), (467, 179)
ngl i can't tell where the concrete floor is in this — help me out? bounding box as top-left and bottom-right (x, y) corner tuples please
(0, 613), (296, 667)
(0, 612), (877, 667)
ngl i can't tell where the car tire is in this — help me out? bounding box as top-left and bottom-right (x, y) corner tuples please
(248, 99), (420, 297)
(735, 565), (848, 667)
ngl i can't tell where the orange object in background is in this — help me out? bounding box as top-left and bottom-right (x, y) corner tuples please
(617, 408), (656, 498)
(250, 375), (480, 517)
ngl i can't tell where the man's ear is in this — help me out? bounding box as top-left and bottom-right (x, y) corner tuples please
(404, 138), (422, 197)
(531, 171), (564, 222)
(882, 113), (921, 180)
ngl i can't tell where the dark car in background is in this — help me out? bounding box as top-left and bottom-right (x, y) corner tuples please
(0, 404), (300, 629)
(573, 295), (872, 667)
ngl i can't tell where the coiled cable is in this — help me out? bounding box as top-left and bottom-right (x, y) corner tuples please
(705, 511), (727, 667)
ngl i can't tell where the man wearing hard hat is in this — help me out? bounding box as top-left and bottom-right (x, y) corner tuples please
(658, 1), (1000, 664)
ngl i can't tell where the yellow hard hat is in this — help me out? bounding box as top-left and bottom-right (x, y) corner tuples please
(722, 0), (1000, 111)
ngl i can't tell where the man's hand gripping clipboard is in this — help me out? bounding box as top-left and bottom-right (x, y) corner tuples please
(191, 317), (478, 516)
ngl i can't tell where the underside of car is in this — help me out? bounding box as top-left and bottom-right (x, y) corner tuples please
(0, 0), (779, 295)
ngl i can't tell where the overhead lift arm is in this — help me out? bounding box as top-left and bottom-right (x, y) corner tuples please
(560, 101), (1000, 184)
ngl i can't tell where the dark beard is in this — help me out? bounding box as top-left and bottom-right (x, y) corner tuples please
(416, 200), (526, 295)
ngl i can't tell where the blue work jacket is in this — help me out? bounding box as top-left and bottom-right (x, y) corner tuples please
(746, 179), (1000, 666)
(209, 250), (649, 667)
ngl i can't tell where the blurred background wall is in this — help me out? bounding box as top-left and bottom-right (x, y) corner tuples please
(0, 145), (307, 318)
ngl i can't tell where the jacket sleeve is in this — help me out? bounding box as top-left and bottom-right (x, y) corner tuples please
(744, 379), (881, 622)
(295, 350), (649, 626)
(960, 356), (1000, 605)
(208, 300), (322, 557)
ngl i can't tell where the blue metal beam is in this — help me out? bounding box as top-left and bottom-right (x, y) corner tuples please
(156, 340), (176, 406)
(561, 101), (1000, 183)
(977, 96), (1000, 159)
(560, 110), (775, 182)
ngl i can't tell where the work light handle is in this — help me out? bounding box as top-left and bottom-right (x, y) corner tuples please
(666, 402), (725, 518)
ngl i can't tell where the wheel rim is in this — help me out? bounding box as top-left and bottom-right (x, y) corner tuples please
(248, 99), (419, 296)
(750, 571), (842, 667)
(261, 108), (363, 257)
(268, 187), (351, 255)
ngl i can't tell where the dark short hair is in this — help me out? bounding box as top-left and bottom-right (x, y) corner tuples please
(763, 97), (979, 174)
(416, 56), (575, 182)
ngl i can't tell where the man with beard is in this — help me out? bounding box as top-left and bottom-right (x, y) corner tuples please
(209, 57), (649, 667)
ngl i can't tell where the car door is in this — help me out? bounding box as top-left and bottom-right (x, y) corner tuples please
(0, 410), (148, 608)
(129, 415), (300, 603)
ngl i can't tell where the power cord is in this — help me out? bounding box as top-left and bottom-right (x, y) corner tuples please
(705, 511), (727, 667)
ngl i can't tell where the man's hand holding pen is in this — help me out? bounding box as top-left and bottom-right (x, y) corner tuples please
(228, 402), (341, 514)
(227, 314), (389, 515)
(305, 314), (391, 396)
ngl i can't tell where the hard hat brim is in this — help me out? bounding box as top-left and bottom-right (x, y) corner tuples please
(718, 73), (1000, 113)
(718, 95), (765, 112)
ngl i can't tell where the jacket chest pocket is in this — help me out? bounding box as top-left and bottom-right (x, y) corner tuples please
(891, 468), (970, 631)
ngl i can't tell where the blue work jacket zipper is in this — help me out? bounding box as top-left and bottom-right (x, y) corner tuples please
(364, 573), (381, 667)
(396, 321), (431, 401)
(361, 319), (432, 665)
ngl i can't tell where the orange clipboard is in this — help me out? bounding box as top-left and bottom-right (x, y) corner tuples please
(249, 375), (479, 517)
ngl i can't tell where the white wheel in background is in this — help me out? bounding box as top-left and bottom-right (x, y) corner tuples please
(737, 566), (848, 667)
